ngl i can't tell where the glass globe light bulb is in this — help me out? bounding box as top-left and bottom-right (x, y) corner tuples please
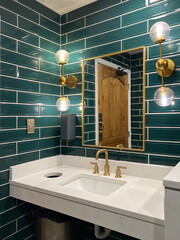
(154, 86), (174, 107)
(150, 22), (170, 43)
(55, 50), (70, 64)
(56, 97), (71, 111)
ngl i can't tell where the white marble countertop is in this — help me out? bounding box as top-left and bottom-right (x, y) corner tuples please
(10, 155), (172, 227)
(163, 161), (180, 189)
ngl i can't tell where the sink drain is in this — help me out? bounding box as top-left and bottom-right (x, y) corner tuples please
(45, 172), (63, 178)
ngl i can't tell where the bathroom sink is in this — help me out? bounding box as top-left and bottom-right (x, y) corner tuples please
(61, 175), (126, 196)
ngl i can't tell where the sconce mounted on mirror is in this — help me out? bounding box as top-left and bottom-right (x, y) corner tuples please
(55, 50), (78, 111)
(149, 21), (175, 107)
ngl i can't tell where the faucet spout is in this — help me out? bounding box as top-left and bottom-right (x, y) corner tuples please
(95, 149), (110, 176)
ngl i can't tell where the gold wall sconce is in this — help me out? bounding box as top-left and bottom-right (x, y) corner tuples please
(55, 50), (78, 111)
(149, 21), (175, 107)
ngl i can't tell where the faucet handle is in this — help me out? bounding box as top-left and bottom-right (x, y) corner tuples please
(90, 162), (99, 174)
(115, 166), (127, 178)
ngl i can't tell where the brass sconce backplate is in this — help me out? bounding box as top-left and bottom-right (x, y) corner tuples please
(67, 75), (78, 89)
(156, 59), (175, 77)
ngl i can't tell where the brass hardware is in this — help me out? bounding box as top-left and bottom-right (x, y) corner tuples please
(115, 166), (127, 178)
(95, 149), (110, 176)
(67, 75), (78, 89)
(90, 162), (99, 174)
(81, 46), (146, 152)
(156, 59), (175, 77)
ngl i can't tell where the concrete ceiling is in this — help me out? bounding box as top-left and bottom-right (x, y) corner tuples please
(37, 0), (97, 15)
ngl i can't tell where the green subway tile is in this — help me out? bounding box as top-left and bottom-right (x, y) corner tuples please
(18, 42), (39, 58)
(40, 15), (60, 34)
(1, 62), (17, 77)
(40, 60), (59, 75)
(40, 127), (60, 138)
(0, 184), (9, 199)
(0, 202), (32, 227)
(40, 38), (60, 53)
(0, 171), (9, 185)
(1, 35), (16, 51)
(68, 138), (82, 147)
(61, 15), (66, 24)
(18, 67), (39, 81)
(0, 129), (39, 143)
(18, 137), (60, 153)
(0, 90), (16, 103)
(0, 143), (16, 157)
(0, 104), (39, 116)
(146, 141), (180, 156)
(1, 76), (39, 93)
(68, 95), (82, 105)
(76, 126), (82, 136)
(146, 114), (180, 127)
(150, 41), (180, 59)
(64, 62), (81, 75)
(2, 49), (39, 70)
(62, 18), (84, 34)
(40, 147), (60, 159)
(1, 22), (39, 47)
(149, 99), (180, 113)
(146, 85), (180, 100)
(17, 212), (36, 231)
(0, 117), (16, 129)
(61, 35), (66, 45)
(39, 49), (56, 64)
(87, 0), (145, 26)
(18, 92), (57, 105)
(39, 71), (59, 85)
(8, 223), (35, 240)
(67, 0), (124, 22)
(149, 6), (180, 28)
(19, 17), (60, 44)
(0, 221), (16, 239)
(40, 83), (60, 95)
(64, 105), (82, 115)
(61, 146), (85, 156)
(123, 0), (178, 27)
(0, 0), (39, 23)
(122, 34), (152, 50)
(0, 152), (39, 171)
(86, 22), (147, 48)
(40, 106), (59, 116)
(19, 0), (60, 23)
(149, 70), (180, 86)
(0, 6), (17, 25)
(18, 117), (60, 128)
(149, 128), (180, 141)
(149, 155), (179, 166)
(0, 197), (16, 213)
(62, 40), (85, 53)
(68, 17), (120, 42)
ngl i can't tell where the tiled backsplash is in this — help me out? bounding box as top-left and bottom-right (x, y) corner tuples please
(0, 0), (61, 239)
(61, 0), (180, 167)
(0, 0), (179, 239)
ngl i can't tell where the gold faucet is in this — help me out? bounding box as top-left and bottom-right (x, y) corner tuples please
(95, 149), (110, 176)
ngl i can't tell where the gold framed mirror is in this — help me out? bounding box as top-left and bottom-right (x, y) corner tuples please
(82, 47), (146, 151)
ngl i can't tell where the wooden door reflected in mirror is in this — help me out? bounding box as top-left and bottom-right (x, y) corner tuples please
(82, 47), (145, 151)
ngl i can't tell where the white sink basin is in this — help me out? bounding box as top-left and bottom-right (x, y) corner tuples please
(61, 175), (126, 196)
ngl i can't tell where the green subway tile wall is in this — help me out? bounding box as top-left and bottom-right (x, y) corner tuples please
(0, 0), (180, 239)
(61, 0), (180, 169)
(0, 0), (60, 239)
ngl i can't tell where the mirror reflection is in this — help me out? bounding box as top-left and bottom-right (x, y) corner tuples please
(82, 47), (145, 151)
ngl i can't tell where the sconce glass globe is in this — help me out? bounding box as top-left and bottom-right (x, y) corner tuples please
(154, 86), (174, 107)
(55, 50), (70, 64)
(56, 97), (71, 111)
(150, 22), (170, 43)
